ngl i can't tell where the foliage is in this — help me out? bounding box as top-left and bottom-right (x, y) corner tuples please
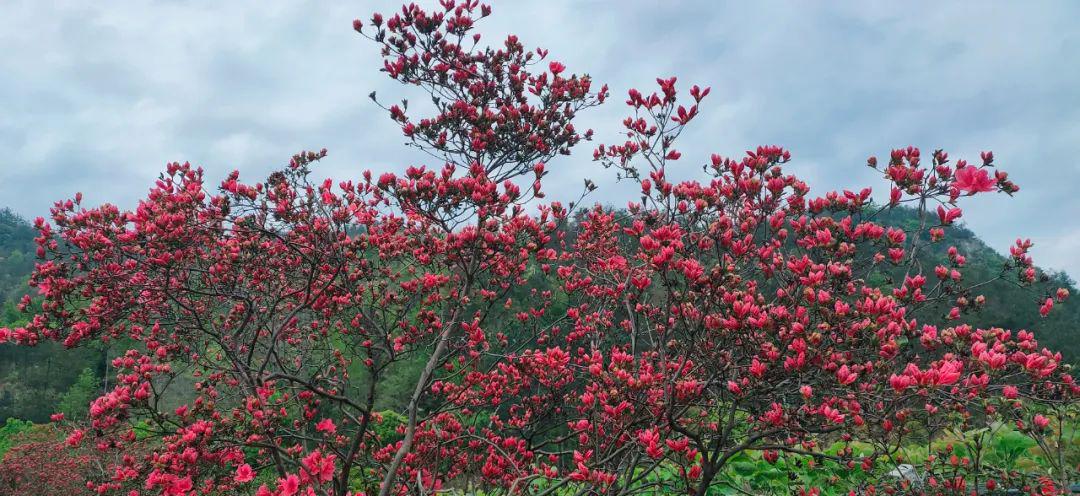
(0, 208), (35, 306)
(57, 367), (101, 421)
(0, 2), (1078, 496)
(0, 417), (33, 459)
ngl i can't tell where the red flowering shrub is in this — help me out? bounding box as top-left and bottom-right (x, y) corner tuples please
(0, 424), (101, 495)
(1, 2), (1076, 495)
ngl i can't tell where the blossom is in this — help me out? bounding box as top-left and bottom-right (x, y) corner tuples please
(301, 450), (336, 484)
(316, 418), (336, 435)
(65, 429), (84, 447)
(954, 166), (995, 194)
(1040, 297), (1054, 317)
(235, 464), (256, 483)
(936, 205), (962, 225)
(835, 365), (857, 385)
(277, 474), (300, 496)
(166, 476), (193, 496)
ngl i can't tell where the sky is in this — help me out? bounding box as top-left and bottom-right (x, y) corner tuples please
(1, 1), (1078, 279)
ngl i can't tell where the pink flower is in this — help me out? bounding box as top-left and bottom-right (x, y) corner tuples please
(936, 205), (962, 225)
(889, 373), (914, 393)
(277, 474), (299, 496)
(301, 450), (337, 483)
(954, 166), (995, 194)
(835, 365), (857, 385)
(821, 405), (845, 424)
(235, 463), (255, 483)
(1034, 414), (1050, 430)
(750, 358), (766, 378)
(1040, 297), (1054, 317)
(166, 476), (193, 496)
(933, 360), (963, 386)
(65, 429), (84, 447)
(316, 418), (336, 435)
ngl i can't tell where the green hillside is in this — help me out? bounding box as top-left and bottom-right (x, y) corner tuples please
(869, 207), (1079, 361)
(0, 209), (34, 319)
(0, 208), (106, 423)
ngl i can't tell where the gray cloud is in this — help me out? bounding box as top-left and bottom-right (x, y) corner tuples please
(1, 1), (1078, 278)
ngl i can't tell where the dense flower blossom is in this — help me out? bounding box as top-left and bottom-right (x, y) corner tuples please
(0, 2), (1074, 496)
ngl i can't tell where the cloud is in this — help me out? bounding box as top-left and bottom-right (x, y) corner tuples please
(1, 0), (1078, 278)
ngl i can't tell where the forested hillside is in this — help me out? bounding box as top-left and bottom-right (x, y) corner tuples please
(0, 205), (1076, 423)
(0, 208), (105, 423)
(0, 209), (34, 314)
(868, 207), (1080, 362)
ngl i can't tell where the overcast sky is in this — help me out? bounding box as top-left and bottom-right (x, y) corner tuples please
(1, 1), (1078, 279)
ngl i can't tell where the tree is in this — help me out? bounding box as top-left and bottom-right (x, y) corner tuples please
(1, 2), (1076, 495)
(58, 368), (100, 421)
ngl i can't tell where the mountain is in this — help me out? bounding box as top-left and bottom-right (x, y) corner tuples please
(868, 207), (1079, 361)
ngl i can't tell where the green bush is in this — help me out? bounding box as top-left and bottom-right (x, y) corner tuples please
(0, 418), (34, 459)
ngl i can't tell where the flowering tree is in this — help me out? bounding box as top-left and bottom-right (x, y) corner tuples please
(540, 89), (1075, 494)
(1, 1), (1076, 495)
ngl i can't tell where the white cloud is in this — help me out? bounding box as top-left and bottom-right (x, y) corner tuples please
(1, 0), (1078, 278)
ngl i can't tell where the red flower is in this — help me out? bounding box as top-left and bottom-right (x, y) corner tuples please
(277, 474), (299, 496)
(166, 476), (193, 496)
(235, 463), (255, 483)
(316, 418), (337, 435)
(936, 205), (962, 225)
(835, 364), (857, 385)
(954, 166), (995, 194)
(65, 429), (84, 447)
